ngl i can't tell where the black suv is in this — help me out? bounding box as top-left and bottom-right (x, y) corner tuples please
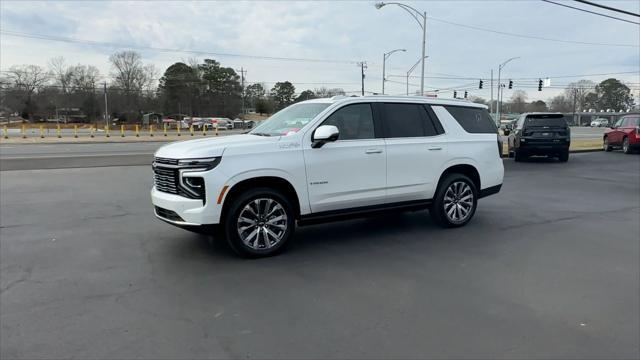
(504, 113), (570, 162)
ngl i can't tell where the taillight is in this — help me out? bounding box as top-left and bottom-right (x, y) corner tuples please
(635, 127), (640, 138)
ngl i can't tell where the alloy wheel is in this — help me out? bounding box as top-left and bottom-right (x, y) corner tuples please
(237, 198), (288, 250)
(443, 181), (474, 223)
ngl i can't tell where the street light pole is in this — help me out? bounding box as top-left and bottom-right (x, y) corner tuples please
(376, 2), (427, 96)
(382, 48), (406, 95)
(406, 56), (428, 95)
(495, 56), (519, 123)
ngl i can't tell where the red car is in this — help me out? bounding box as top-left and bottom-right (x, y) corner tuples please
(603, 113), (640, 154)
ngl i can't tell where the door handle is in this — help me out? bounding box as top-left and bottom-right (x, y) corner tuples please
(365, 149), (383, 154)
(428, 147), (442, 151)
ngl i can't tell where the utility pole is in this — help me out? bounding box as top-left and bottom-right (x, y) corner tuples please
(490, 69), (494, 115)
(358, 62), (367, 96)
(103, 82), (108, 127)
(237, 67), (247, 116)
(572, 88), (578, 126)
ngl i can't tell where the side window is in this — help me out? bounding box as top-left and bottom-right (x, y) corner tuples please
(621, 117), (639, 127)
(321, 103), (375, 140)
(383, 103), (429, 138)
(614, 118), (624, 127)
(516, 116), (525, 130)
(444, 106), (498, 134)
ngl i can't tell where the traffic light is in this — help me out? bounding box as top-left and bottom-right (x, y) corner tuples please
(479, 80), (483, 89)
(538, 79), (543, 91)
(453, 90), (457, 98)
(464, 91), (468, 98)
(508, 80), (513, 89)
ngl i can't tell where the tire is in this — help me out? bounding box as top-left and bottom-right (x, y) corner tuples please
(430, 173), (478, 228)
(223, 187), (295, 258)
(622, 137), (632, 154)
(603, 136), (612, 152)
(514, 149), (525, 162)
(558, 150), (569, 162)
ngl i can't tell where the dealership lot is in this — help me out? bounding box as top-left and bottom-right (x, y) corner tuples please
(1, 152), (638, 358)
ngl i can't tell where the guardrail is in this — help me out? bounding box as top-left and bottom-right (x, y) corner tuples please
(2, 123), (227, 140)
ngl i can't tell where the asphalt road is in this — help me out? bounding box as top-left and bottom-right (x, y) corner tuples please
(1, 152), (639, 359)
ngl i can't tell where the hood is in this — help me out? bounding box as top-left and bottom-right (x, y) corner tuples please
(154, 134), (279, 159)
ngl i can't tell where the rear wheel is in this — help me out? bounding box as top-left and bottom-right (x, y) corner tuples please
(558, 150), (569, 162)
(603, 136), (612, 152)
(430, 174), (478, 228)
(622, 137), (632, 154)
(223, 188), (294, 258)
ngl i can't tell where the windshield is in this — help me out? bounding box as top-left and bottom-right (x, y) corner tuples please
(250, 102), (330, 136)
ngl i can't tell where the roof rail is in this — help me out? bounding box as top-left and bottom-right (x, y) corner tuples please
(330, 95), (349, 101)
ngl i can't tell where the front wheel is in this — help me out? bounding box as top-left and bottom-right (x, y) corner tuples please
(622, 137), (632, 154)
(514, 149), (525, 162)
(603, 136), (612, 152)
(430, 174), (478, 228)
(223, 188), (295, 258)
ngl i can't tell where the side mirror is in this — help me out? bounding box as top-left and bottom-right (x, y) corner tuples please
(503, 129), (511, 136)
(312, 125), (339, 148)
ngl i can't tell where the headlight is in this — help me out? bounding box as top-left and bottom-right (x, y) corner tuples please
(177, 157), (221, 170)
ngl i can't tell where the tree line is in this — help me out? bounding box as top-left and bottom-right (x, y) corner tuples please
(0, 51), (346, 123)
(1, 50), (634, 123)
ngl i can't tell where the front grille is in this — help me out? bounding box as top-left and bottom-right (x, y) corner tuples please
(155, 157), (179, 166)
(154, 166), (179, 195)
(155, 206), (185, 222)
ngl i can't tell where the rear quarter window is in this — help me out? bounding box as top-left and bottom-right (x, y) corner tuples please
(443, 106), (497, 134)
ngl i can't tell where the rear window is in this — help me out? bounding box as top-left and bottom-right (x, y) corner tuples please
(524, 114), (568, 127)
(444, 106), (497, 134)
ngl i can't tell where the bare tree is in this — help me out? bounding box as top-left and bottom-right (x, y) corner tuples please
(109, 51), (154, 93)
(7, 65), (49, 119)
(509, 90), (528, 114)
(71, 65), (101, 92)
(565, 80), (595, 111)
(48, 56), (74, 94)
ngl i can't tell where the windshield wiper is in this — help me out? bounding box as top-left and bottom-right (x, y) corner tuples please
(250, 132), (272, 137)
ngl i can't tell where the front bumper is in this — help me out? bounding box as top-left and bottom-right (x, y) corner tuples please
(151, 186), (222, 226)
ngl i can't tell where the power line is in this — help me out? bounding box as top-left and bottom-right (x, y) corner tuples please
(0, 30), (360, 65)
(427, 16), (639, 46)
(574, 0), (640, 18)
(541, 0), (640, 25)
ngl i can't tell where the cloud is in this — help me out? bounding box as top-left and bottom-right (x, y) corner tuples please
(1, 0), (638, 100)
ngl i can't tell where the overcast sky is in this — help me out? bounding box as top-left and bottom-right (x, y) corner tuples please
(1, 0), (639, 102)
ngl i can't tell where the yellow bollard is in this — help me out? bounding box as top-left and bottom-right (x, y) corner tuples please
(190, 125), (194, 136)
(135, 124), (140, 137)
(149, 124), (154, 137)
(121, 124), (125, 137)
(90, 125), (95, 138)
(22, 124), (26, 139)
(177, 123), (181, 136)
(56, 124), (61, 138)
(105, 124), (110, 138)
(202, 125), (207, 136)
(40, 125), (45, 138)
(73, 125), (78, 138)
(163, 124), (168, 137)
(215, 124), (219, 136)
(3, 125), (8, 139)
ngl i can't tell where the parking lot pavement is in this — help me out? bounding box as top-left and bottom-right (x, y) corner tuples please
(1, 152), (638, 359)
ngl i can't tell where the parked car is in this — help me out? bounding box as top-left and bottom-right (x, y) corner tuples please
(603, 114), (640, 154)
(505, 112), (570, 162)
(233, 119), (255, 129)
(591, 118), (609, 127)
(151, 96), (504, 257)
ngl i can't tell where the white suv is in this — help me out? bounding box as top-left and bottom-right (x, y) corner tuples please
(152, 96), (504, 257)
